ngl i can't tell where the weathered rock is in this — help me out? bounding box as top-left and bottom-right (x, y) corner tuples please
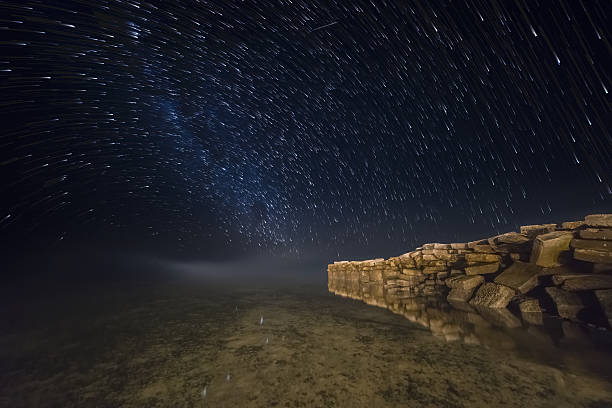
(469, 283), (515, 308)
(561, 221), (585, 230)
(472, 305), (522, 328)
(433, 243), (451, 249)
(451, 243), (468, 249)
(468, 239), (488, 248)
(465, 262), (500, 275)
(530, 231), (574, 267)
(447, 287), (474, 302)
(488, 232), (532, 253)
(447, 274), (484, 291)
(494, 261), (541, 294)
(545, 287), (584, 320)
(492, 232), (531, 245)
(471, 244), (496, 253)
(571, 239), (611, 251)
(520, 224), (557, 239)
(401, 268), (421, 276)
(585, 214), (612, 228)
(423, 243), (436, 249)
(465, 253), (501, 264)
(423, 266), (447, 274)
(519, 298), (543, 325)
(579, 228), (612, 241)
(573, 248), (612, 264)
(551, 273), (594, 285)
(594, 289), (612, 327)
(561, 275), (612, 291)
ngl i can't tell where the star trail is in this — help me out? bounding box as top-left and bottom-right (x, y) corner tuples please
(0, 0), (610, 261)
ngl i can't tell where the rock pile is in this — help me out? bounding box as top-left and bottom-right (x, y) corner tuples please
(328, 214), (612, 328)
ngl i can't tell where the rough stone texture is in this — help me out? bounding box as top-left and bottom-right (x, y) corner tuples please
(447, 275), (484, 302)
(519, 298), (543, 325)
(465, 253), (501, 264)
(494, 261), (541, 294)
(561, 221), (585, 230)
(447, 287), (474, 302)
(573, 248), (612, 264)
(551, 273), (593, 285)
(520, 224), (556, 239)
(585, 214), (612, 228)
(571, 239), (611, 251)
(545, 287), (583, 320)
(594, 290), (612, 328)
(465, 263), (499, 275)
(472, 305), (522, 328)
(450, 243), (468, 249)
(530, 231), (574, 267)
(488, 232), (531, 253)
(328, 213), (612, 328)
(561, 275), (612, 291)
(470, 244), (495, 253)
(447, 275), (485, 291)
(469, 283), (515, 308)
(579, 228), (612, 241)
(519, 298), (542, 313)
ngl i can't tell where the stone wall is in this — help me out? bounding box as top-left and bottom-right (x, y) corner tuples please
(328, 214), (612, 328)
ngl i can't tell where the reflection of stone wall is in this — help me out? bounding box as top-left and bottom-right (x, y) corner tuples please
(328, 214), (612, 329)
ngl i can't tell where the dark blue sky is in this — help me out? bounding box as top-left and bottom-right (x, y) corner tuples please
(1, 0), (610, 264)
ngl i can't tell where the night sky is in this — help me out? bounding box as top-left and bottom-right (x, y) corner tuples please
(1, 0), (610, 265)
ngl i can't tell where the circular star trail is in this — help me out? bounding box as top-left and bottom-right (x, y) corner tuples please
(0, 0), (610, 260)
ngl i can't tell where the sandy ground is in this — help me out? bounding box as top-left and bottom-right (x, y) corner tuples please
(1, 281), (612, 407)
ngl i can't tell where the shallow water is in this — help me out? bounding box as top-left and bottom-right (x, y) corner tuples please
(1, 280), (612, 407)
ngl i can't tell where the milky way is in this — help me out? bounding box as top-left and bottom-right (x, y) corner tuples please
(1, 0), (610, 260)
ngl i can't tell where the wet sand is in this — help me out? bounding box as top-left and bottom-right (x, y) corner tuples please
(1, 280), (612, 407)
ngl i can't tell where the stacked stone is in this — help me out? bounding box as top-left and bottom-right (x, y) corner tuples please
(327, 213), (612, 329)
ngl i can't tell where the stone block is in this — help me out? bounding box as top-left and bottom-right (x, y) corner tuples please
(571, 239), (611, 251)
(471, 244), (496, 253)
(551, 273), (592, 285)
(451, 243), (468, 249)
(468, 239), (488, 248)
(447, 274), (484, 291)
(436, 271), (449, 279)
(369, 270), (383, 282)
(519, 298), (543, 325)
(573, 248), (612, 264)
(545, 287), (583, 320)
(465, 263), (500, 275)
(594, 289), (612, 328)
(561, 221), (585, 230)
(465, 253), (502, 264)
(423, 266), (447, 274)
(561, 275), (612, 291)
(579, 228), (612, 241)
(434, 243), (451, 249)
(530, 231), (574, 267)
(423, 243), (435, 249)
(473, 305), (522, 328)
(469, 283), (515, 308)
(520, 224), (557, 238)
(494, 261), (541, 294)
(585, 214), (612, 228)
